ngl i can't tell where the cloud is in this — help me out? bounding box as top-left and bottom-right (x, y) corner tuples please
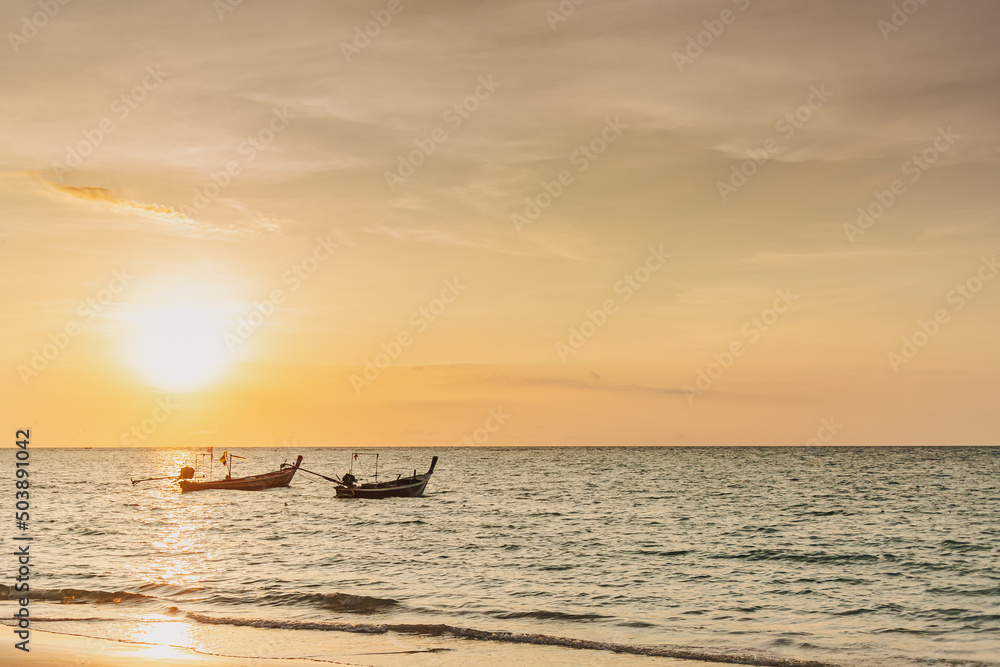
(49, 183), (191, 224)
(42, 181), (280, 236)
(518, 377), (686, 396)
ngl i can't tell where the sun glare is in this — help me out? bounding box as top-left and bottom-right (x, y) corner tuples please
(129, 621), (198, 660)
(126, 303), (231, 391)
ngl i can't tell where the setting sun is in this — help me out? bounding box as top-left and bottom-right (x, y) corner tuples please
(125, 303), (231, 392)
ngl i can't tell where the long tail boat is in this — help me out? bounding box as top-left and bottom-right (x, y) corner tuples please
(179, 455), (303, 493)
(334, 455), (437, 499)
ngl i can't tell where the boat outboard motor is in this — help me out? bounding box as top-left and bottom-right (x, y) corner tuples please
(179, 466), (195, 480)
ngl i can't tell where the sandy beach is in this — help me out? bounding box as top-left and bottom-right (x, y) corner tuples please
(3, 629), (732, 667)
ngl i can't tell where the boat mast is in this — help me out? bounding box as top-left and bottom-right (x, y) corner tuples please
(228, 454), (245, 479)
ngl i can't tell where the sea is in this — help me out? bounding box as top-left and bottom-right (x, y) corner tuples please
(2, 446), (999, 666)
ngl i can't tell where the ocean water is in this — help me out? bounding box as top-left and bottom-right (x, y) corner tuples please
(2, 446), (999, 666)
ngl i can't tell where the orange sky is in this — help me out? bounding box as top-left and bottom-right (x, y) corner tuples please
(2, 0), (999, 447)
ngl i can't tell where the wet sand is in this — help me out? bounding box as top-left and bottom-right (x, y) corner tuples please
(3, 629), (732, 667)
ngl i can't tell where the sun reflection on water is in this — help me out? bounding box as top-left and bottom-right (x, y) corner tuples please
(128, 621), (198, 659)
(118, 450), (230, 659)
(126, 449), (225, 602)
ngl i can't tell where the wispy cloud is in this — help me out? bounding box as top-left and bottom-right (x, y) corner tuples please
(50, 184), (190, 223)
(36, 179), (279, 237)
(514, 375), (687, 396)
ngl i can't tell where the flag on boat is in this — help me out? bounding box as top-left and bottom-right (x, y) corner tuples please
(220, 451), (227, 466)
(207, 446), (213, 455)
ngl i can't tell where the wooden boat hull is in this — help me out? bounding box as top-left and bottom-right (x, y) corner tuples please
(335, 456), (436, 499)
(179, 455), (302, 493)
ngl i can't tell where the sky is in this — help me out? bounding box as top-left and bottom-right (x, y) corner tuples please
(2, 0), (998, 448)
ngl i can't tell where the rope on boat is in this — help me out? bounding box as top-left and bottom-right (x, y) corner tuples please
(131, 475), (176, 485)
(131, 466), (196, 485)
(296, 467), (343, 485)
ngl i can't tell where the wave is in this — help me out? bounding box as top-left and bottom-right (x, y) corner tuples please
(927, 585), (1000, 596)
(266, 592), (398, 614)
(635, 549), (693, 557)
(0, 586), (154, 605)
(185, 612), (839, 667)
(202, 591), (398, 614)
(489, 610), (611, 622)
(834, 608), (875, 617)
(0, 586), (394, 615)
(715, 549), (881, 564)
(938, 539), (991, 553)
(134, 583), (205, 596)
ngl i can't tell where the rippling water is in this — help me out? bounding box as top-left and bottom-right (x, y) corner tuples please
(3, 446), (999, 666)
